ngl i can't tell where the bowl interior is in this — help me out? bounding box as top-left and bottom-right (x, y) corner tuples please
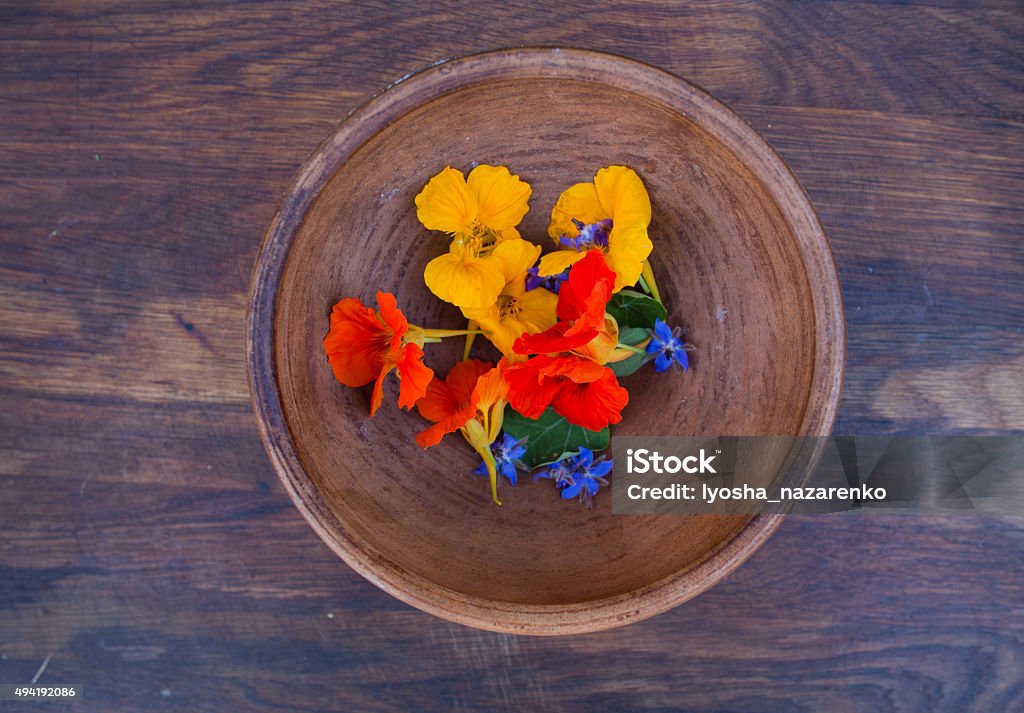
(270, 58), (833, 619)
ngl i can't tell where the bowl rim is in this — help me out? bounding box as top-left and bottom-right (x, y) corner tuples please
(246, 47), (845, 635)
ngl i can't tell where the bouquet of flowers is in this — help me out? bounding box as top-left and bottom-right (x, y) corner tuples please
(324, 165), (692, 507)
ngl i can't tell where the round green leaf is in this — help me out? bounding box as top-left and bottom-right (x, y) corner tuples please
(607, 289), (667, 329)
(502, 405), (610, 469)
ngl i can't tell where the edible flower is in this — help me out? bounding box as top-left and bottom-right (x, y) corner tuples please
(535, 447), (613, 508)
(460, 239), (558, 359)
(416, 165), (532, 309)
(646, 318), (691, 372)
(415, 359), (510, 504)
(473, 433), (528, 485)
(323, 292), (434, 415)
(514, 249), (627, 365)
(514, 249), (614, 354)
(536, 165), (653, 292)
(504, 354), (628, 431)
(525, 266), (569, 294)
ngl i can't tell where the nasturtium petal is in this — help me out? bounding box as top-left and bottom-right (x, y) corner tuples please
(395, 343), (433, 410)
(446, 359), (494, 404)
(497, 227), (522, 243)
(536, 353), (608, 383)
(490, 238), (541, 284)
(375, 291), (408, 343)
(606, 223), (654, 291)
(516, 288), (559, 333)
(467, 165), (532, 232)
(513, 321), (593, 356)
(550, 370), (628, 431)
(464, 285), (558, 359)
(323, 298), (387, 387)
(369, 364), (392, 416)
(471, 360), (509, 440)
(572, 316), (620, 365)
(554, 249), (616, 323)
(415, 406), (475, 449)
(594, 165), (651, 227)
(423, 251), (505, 309)
(414, 360), (492, 448)
(415, 167), (478, 234)
(548, 181), (605, 241)
(536, 249), (586, 277)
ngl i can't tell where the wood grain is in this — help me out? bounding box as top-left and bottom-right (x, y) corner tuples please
(1, 0), (1022, 710)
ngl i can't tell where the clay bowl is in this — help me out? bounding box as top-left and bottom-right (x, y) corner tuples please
(247, 48), (844, 634)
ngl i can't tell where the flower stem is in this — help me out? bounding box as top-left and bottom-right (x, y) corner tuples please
(615, 342), (647, 354)
(462, 421), (500, 504)
(462, 319), (478, 361)
(640, 261), (662, 304)
(411, 326), (487, 345)
(475, 443), (501, 505)
(420, 328), (486, 338)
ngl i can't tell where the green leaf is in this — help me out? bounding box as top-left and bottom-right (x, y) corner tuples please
(502, 405), (610, 468)
(618, 326), (650, 346)
(609, 350), (652, 377)
(607, 289), (666, 329)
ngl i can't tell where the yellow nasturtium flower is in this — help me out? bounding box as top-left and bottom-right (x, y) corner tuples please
(536, 165), (653, 292)
(416, 165), (532, 309)
(461, 240), (558, 360)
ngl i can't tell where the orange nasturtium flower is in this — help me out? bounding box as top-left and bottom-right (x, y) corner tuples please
(415, 165), (532, 309)
(460, 239), (558, 360)
(415, 359), (510, 504)
(323, 291), (437, 416)
(536, 165), (655, 294)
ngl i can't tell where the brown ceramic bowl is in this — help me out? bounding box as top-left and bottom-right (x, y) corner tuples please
(247, 48), (844, 635)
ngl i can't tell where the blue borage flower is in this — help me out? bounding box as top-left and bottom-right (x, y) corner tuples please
(534, 447), (613, 508)
(559, 218), (612, 250)
(473, 433), (528, 486)
(525, 266), (569, 294)
(646, 318), (690, 372)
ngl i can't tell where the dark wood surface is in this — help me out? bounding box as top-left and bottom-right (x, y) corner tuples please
(1, 2), (1021, 711)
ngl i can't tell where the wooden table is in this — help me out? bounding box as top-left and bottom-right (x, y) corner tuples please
(2, 2), (1022, 711)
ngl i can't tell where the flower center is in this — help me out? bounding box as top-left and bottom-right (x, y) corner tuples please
(451, 222), (500, 259)
(560, 218), (612, 251)
(497, 294), (522, 321)
(370, 320), (398, 361)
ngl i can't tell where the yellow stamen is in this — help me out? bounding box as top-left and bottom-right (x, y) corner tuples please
(450, 224), (502, 261)
(497, 295), (522, 321)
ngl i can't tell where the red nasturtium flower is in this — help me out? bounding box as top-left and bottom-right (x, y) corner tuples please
(416, 359), (510, 504)
(513, 249), (615, 355)
(323, 291), (434, 416)
(504, 249), (630, 429)
(505, 354), (628, 431)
